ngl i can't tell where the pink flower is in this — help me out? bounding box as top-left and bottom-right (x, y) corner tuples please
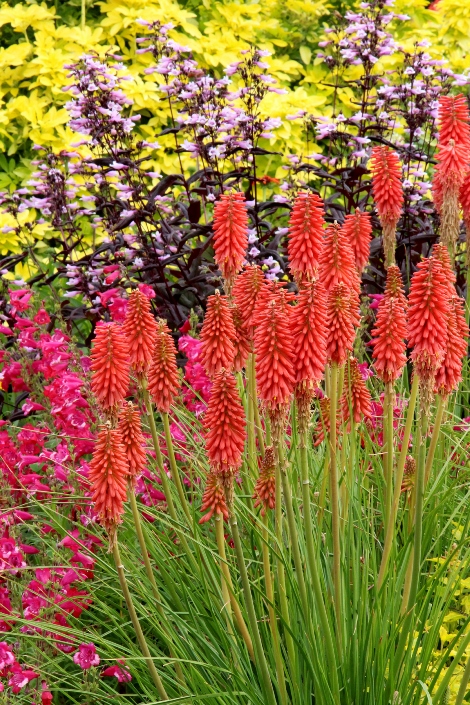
(358, 362), (374, 380)
(9, 289), (33, 314)
(101, 660), (132, 682)
(34, 309), (51, 325)
(138, 282), (155, 299)
(0, 641), (15, 669)
(369, 294), (384, 310)
(73, 643), (100, 670)
(8, 665), (39, 693)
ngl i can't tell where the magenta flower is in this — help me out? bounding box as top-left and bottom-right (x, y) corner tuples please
(73, 643), (100, 670)
(101, 660), (132, 682)
(0, 641), (15, 669)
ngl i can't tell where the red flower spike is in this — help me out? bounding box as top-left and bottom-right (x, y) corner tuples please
(204, 368), (246, 476)
(341, 209), (372, 273)
(325, 283), (356, 367)
(341, 357), (372, 427)
(213, 192), (248, 291)
(255, 296), (295, 414)
(148, 320), (180, 413)
(434, 141), (468, 191)
(122, 290), (157, 374)
(319, 222), (360, 294)
(434, 295), (468, 397)
(199, 472), (229, 524)
(253, 446), (276, 516)
(91, 323), (130, 411)
(408, 254), (450, 402)
(291, 279), (328, 390)
(233, 265), (267, 333)
(118, 402), (147, 485)
(460, 172), (470, 265)
(200, 291), (236, 377)
(89, 425), (129, 544)
(287, 191), (325, 284)
(232, 305), (251, 372)
(371, 146), (403, 265)
(371, 265), (408, 383)
(438, 94), (470, 150)
(371, 146), (404, 226)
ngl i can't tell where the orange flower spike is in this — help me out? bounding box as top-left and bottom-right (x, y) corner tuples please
(118, 402), (147, 485)
(371, 146), (403, 265)
(314, 396), (340, 446)
(89, 425), (129, 545)
(200, 291), (236, 377)
(320, 222), (360, 294)
(213, 192), (248, 292)
(325, 283), (356, 367)
(253, 446), (276, 516)
(438, 94), (470, 149)
(91, 323), (130, 412)
(408, 254), (450, 403)
(459, 172), (470, 265)
(288, 191), (325, 284)
(232, 305), (251, 372)
(341, 357), (372, 427)
(204, 369), (246, 474)
(233, 265), (267, 333)
(255, 296), (295, 413)
(199, 472), (229, 524)
(371, 265), (408, 384)
(291, 279), (328, 413)
(147, 320), (180, 413)
(122, 290), (157, 375)
(341, 209), (372, 273)
(434, 295), (468, 397)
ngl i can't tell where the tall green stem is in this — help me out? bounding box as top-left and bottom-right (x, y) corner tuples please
(229, 513), (277, 705)
(162, 412), (192, 522)
(424, 395), (446, 487)
(215, 516), (255, 661)
(251, 353), (265, 458)
(378, 375), (419, 589)
(129, 489), (185, 685)
(329, 362), (342, 652)
(394, 400), (429, 674)
(300, 432), (340, 703)
(384, 381), (395, 534)
(246, 354), (257, 475)
(112, 541), (168, 701)
(262, 515), (288, 705)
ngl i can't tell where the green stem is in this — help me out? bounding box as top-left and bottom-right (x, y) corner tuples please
(343, 421), (356, 525)
(300, 433), (340, 703)
(251, 354), (265, 457)
(162, 412), (192, 523)
(384, 381), (395, 535)
(424, 395), (446, 487)
(262, 515), (288, 705)
(329, 362), (342, 653)
(394, 400), (429, 674)
(229, 513), (277, 705)
(215, 516), (255, 661)
(378, 375), (419, 590)
(280, 460), (309, 616)
(129, 489), (185, 686)
(112, 542), (168, 700)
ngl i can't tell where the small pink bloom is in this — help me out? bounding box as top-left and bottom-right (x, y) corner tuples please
(73, 643), (100, 670)
(34, 309), (51, 325)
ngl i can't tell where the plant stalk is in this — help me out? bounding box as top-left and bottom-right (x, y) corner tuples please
(424, 394), (446, 487)
(229, 512), (277, 705)
(378, 375), (419, 589)
(112, 541), (168, 701)
(215, 516), (255, 661)
(329, 362), (342, 652)
(162, 412), (192, 523)
(384, 381), (395, 534)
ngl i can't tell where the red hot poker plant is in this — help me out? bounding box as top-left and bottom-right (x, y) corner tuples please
(118, 402), (147, 485)
(341, 209), (372, 273)
(200, 291), (236, 377)
(89, 425), (129, 547)
(370, 146), (403, 266)
(122, 290), (157, 376)
(371, 265), (408, 384)
(213, 192), (248, 293)
(438, 94), (470, 149)
(253, 446), (276, 516)
(319, 222), (359, 294)
(148, 320), (180, 413)
(291, 279), (327, 430)
(341, 357), (372, 428)
(232, 265), (267, 335)
(91, 322), (130, 414)
(287, 191), (325, 285)
(434, 295), (468, 398)
(204, 368), (246, 509)
(325, 283), (356, 368)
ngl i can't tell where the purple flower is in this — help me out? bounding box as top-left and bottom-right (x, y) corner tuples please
(73, 643), (100, 670)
